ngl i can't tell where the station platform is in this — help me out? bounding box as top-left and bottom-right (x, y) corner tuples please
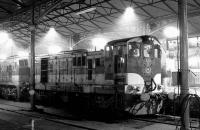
(0, 99), (184, 130)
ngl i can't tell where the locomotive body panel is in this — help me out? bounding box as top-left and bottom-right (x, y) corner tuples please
(0, 35), (164, 115)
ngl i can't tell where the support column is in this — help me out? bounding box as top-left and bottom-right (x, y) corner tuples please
(30, 0), (36, 110)
(29, 24), (36, 110)
(178, 0), (190, 130)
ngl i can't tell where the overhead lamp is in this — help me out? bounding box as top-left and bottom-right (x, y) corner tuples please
(75, 7), (96, 15)
(48, 27), (56, 34)
(123, 7), (136, 21)
(92, 36), (108, 50)
(117, 6), (138, 27)
(125, 7), (134, 16)
(0, 54), (7, 60)
(69, 47), (73, 50)
(45, 27), (57, 40)
(0, 31), (9, 44)
(164, 26), (179, 38)
(6, 39), (14, 48)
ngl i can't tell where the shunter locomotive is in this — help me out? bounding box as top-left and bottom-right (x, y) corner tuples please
(0, 35), (164, 115)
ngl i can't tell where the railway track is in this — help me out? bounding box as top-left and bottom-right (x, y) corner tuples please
(0, 101), (199, 130)
(0, 102), (97, 130)
(0, 101), (80, 120)
(131, 115), (200, 129)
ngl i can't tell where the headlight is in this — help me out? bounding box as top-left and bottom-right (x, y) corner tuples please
(125, 85), (141, 94)
(125, 85), (134, 94)
(145, 67), (151, 74)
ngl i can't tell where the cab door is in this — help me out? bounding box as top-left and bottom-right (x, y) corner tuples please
(41, 58), (48, 83)
(113, 45), (127, 85)
(87, 59), (92, 80)
(104, 45), (114, 80)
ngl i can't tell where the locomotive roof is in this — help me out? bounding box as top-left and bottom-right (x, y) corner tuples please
(107, 35), (159, 46)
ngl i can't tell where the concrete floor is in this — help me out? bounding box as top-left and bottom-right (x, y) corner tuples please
(0, 110), (89, 130)
(0, 99), (187, 130)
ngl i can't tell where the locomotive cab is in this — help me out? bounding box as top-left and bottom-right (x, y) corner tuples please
(105, 36), (163, 115)
(126, 36), (162, 94)
(105, 36), (162, 94)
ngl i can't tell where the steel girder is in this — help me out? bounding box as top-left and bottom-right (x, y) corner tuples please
(1, 0), (200, 48)
(3, 0), (114, 47)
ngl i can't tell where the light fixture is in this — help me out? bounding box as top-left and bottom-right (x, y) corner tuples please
(116, 6), (138, 29)
(123, 7), (136, 22)
(164, 26), (179, 38)
(49, 27), (55, 32)
(6, 39), (14, 48)
(69, 47), (73, 50)
(44, 27), (57, 40)
(48, 27), (56, 36)
(125, 7), (134, 16)
(0, 31), (9, 44)
(0, 54), (7, 60)
(75, 7), (96, 15)
(92, 36), (108, 51)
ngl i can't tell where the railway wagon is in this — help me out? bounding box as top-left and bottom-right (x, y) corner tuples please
(0, 35), (164, 115)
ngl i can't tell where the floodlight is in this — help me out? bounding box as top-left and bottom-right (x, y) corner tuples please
(164, 27), (179, 38)
(116, 6), (138, 29)
(0, 54), (7, 60)
(0, 31), (9, 44)
(123, 7), (136, 22)
(6, 39), (14, 48)
(125, 7), (134, 16)
(92, 37), (108, 50)
(48, 27), (57, 37)
(49, 27), (55, 32)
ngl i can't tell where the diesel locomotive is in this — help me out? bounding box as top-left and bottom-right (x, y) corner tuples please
(0, 35), (164, 115)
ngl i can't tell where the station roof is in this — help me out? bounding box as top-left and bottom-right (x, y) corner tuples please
(0, 0), (200, 49)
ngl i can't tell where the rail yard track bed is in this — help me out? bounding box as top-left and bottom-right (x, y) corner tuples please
(0, 99), (198, 130)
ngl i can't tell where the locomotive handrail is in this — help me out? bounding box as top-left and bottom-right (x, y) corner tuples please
(151, 78), (157, 91)
(145, 79), (157, 93)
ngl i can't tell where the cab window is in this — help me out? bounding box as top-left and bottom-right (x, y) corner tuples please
(77, 57), (81, 66)
(128, 43), (140, 57)
(105, 45), (113, 57)
(154, 44), (161, 58)
(73, 57), (76, 66)
(154, 49), (158, 58)
(144, 44), (152, 58)
(95, 58), (101, 67)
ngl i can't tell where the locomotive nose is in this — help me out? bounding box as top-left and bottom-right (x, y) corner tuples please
(143, 58), (152, 80)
